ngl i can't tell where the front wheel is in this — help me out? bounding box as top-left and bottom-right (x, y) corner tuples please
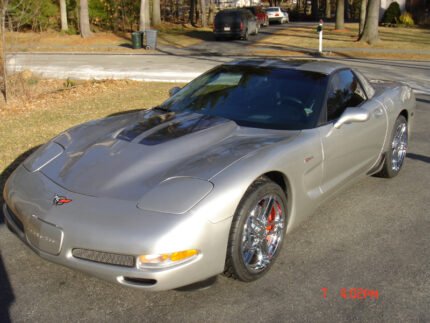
(377, 115), (408, 178)
(224, 177), (288, 282)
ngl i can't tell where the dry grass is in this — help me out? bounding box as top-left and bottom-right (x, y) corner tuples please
(0, 78), (181, 204)
(254, 23), (430, 59)
(4, 24), (210, 53)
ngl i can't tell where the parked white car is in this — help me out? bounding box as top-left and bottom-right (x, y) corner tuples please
(265, 7), (289, 24)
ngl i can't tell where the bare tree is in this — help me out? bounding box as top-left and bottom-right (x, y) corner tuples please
(189, 0), (196, 26)
(200, 0), (207, 27)
(60, 0), (68, 31)
(153, 0), (161, 25)
(359, 0), (367, 35)
(325, 0), (331, 19)
(208, 0), (216, 25)
(80, 0), (92, 38)
(311, 0), (319, 19)
(359, 0), (380, 44)
(335, 0), (344, 29)
(139, 0), (150, 30)
(1, 0), (9, 103)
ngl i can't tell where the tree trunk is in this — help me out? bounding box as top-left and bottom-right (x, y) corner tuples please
(200, 0), (207, 27)
(359, 0), (367, 35)
(359, 0), (380, 44)
(335, 0), (344, 29)
(189, 0), (196, 26)
(325, 0), (331, 18)
(79, 0), (92, 38)
(345, 0), (351, 21)
(139, 0), (150, 30)
(208, 0), (215, 25)
(1, 0), (9, 103)
(153, 0), (161, 25)
(60, 0), (68, 31)
(311, 0), (319, 19)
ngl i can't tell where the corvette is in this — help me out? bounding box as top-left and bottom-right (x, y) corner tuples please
(3, 59), (415, 291)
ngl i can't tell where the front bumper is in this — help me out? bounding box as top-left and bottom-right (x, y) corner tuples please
(3, 166), (230, 291)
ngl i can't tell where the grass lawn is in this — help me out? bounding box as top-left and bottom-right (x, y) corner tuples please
(254, 23), (430, 59)
(4, 22), (430, 60)
(5, 23), (211, 53)
(0, 79), (180, 205)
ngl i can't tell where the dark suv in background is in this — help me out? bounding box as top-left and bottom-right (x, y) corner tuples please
(213, 9), (258, 41)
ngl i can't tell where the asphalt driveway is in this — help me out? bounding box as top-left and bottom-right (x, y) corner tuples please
(0, 92), (429, 322)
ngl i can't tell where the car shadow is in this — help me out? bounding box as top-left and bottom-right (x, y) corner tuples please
(0, 253), (14, 323)
(416, 97), (430, 105)
(0, 147), (42, 321)
(407, 153), (430, 164)
(0, 146), (41, 223)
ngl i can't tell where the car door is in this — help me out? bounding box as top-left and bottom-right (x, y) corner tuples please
(318, 69), (388, 193)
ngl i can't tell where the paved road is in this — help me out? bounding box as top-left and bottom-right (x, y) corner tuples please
(6, 52), (430, 94)
(1, 94), (429, 322)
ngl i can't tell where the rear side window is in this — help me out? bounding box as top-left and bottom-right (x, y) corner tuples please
(215, 11), (239, 22)
(326, 70), (367, 121)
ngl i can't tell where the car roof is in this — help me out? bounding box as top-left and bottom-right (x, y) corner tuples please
(225, 59), (347, 75)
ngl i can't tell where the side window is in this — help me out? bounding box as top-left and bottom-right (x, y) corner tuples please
(326, 70), (367, 121)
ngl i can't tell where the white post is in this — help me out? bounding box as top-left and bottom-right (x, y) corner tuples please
(317, 19), (324, 53)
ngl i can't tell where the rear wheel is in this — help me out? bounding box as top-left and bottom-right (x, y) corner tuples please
(224, 177), (287, 282)
(377, 115), (408, 178)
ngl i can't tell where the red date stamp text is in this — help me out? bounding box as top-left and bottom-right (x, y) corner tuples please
(321, 288), (379, 300)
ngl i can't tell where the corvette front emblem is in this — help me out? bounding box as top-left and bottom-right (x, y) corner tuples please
(53, 195), (72, 206)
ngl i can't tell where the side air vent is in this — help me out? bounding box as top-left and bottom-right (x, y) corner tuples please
(72, 248), (135, 268)
(123, 277), (157, 286)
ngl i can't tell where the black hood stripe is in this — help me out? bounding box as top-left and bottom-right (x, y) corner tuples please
(116, 111), (176, 142)
(117, 111), (229, 145)
(140, 115), (227, 146)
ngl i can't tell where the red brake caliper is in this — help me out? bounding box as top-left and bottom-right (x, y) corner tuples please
(266, 205), (276, 233)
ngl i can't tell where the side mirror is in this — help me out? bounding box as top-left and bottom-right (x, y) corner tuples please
(334, 107), (369, 129)
(169, 86), (181, 97)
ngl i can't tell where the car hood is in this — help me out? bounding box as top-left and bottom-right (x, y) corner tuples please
(39, 110), (299, 201)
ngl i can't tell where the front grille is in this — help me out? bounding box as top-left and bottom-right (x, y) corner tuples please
(5, 205), (24, 233)
(72, 248), (135, 268)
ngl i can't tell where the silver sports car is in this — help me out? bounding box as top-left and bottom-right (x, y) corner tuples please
(3, 59), (415, 291)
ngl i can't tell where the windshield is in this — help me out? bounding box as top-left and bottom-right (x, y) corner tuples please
(266, 8), (279, 12)
(160, 65), (328, 130)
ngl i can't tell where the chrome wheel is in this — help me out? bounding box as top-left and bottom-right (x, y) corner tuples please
(241, 195), (285, 273)
(391, 121), (408, 171)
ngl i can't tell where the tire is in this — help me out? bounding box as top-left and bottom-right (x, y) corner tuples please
(377, 115), (408, 178)
(224, 177), (288, 282)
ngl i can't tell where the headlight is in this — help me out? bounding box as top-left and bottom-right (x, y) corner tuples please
(137, 249), (199, 269)
(137, 177), (213, 214)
